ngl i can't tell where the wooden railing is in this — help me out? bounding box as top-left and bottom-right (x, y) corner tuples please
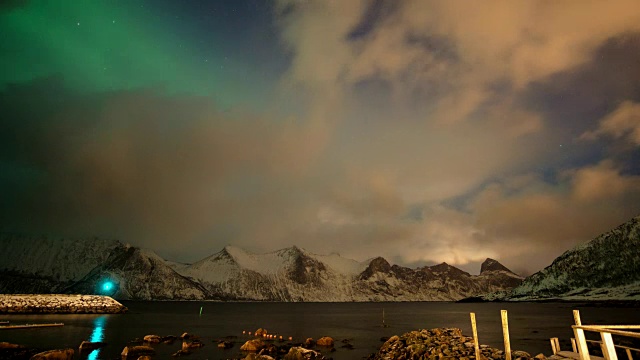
(551, 310), (640, 360)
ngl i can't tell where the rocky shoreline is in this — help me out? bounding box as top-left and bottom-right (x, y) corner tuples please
(368, 328), (549, 360)
(0, 294), (127, 314)
(0, 326), (561, 360)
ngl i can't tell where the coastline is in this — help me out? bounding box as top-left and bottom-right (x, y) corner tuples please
(0, 294), (127, 314)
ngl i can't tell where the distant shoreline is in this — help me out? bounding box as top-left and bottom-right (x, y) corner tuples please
(0, 294), (127, 314)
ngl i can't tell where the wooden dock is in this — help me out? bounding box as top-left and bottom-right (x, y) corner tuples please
(0, 323), (64, 330)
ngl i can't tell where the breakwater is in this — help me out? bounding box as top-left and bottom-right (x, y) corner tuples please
(0, 294), (127, 314)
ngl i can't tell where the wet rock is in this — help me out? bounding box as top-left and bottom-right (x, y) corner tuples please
(121, 345), (155, 359)
(172, 349), (190, 357)
(304, 338), (315, 347)
(137, 356), (151, 360)
(182, 340), (204, 351)
(180, 332), (192, 340)
(283, 347), (325, 360)
(162, 335), (178, 344)
(30, 348), (74, 360)
(513, 350), (532, 358)
(534, 354), (546, 359)
(241, 339), (265, 352)
(341, 343), (355, 350)
(244, 354), (275, 360)
(218, 341), (234, 349)
(78, 341), (106, 352)
(316, 337), (334, 347)
(143, 335), (161, 343)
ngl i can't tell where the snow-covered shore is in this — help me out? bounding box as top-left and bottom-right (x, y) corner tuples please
(0, 294), (127, 314)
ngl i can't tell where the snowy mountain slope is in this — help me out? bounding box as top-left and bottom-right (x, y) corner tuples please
(66, 247), (208, 300)
(175, 247), (523, 301)
(0, 233), (123, 282)
(0, 233), (523, 301)
(505, 215), (640, 300)
(0, 234), (207, 300)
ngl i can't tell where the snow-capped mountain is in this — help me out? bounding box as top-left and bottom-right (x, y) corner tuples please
(0, 233), (522, 301)
(499, 215), (640, 301)
(176, 246), (523, 301)
(0, 234), (207, 300)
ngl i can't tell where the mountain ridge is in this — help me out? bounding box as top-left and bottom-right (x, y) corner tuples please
(0, 233), (522, 301)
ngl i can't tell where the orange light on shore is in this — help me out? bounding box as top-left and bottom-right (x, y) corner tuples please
(242, 330), (246, 334)
(288, 336), (293, 341)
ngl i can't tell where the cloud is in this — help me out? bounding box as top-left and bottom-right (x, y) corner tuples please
(3, 1), (640, 276)
(580, 101), (640, 145)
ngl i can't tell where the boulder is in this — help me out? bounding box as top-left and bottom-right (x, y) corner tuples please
(244, 354), (275, 360)
(137, 357), (152, 360)
(162, 335), (177, 344)
(172, 349), (190, 357)
(255, 328), (268, 337)
(240, 339), (265, 352)
(143, 335), (161, 343)
(304, 338), (315, 347)
(78, 341), (106, 352)
(513, 350), (532, 358)
(316, 337), (334, 347)
(180, 332), (192, 339)
(182, 340), (204, 350)
(283, 347), (325, 360)
(121, 345), (155, 359)
(218, 341), (234, 349)
(29, 348), (74, 360)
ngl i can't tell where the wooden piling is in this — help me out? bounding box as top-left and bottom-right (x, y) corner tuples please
(470, 312), (482, 360)
(501, 310), (512, 360)
(601, 332), (618, 360)
(550, 337), (559, 354)
(573, 310), (591, 360)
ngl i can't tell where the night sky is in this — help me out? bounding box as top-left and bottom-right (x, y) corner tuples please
(1, 0), (640, 275)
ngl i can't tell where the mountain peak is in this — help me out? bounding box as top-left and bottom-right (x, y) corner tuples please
(428, 262), (471, 277)
(480, 258), (513, 274)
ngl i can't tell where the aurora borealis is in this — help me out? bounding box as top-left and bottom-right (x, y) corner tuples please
(1, 0), (640, 275)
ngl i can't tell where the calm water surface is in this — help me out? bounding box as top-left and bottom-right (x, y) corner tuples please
(2, 301), (639, 359)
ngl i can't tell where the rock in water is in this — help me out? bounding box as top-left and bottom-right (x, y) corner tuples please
(143, 335), (161, 343)
(240, 339), (265, 352)
(316, 337), (334, 347)
(121, 345), (155, 359)
(30, 348), (74, 360)
(283, 347), (325, 360)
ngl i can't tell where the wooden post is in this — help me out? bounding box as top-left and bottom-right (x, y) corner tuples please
(573, 310), (591, 360)
(625, 348), (633, 360)
(470, 312), (482, 360)
(550, 338), (559, 354)
(600, 332), (618, 360)
(572, 338), (578, 352)
(501, 310), (512, 360)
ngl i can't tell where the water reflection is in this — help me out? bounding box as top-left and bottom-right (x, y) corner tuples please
(87, 316), (107, 360)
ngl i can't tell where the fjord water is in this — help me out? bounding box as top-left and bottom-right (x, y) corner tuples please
(2, 302), (639, 360)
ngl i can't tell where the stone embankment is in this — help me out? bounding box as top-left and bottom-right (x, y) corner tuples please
(0, 294), (127, 314)
(368, 328), (545, 360)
